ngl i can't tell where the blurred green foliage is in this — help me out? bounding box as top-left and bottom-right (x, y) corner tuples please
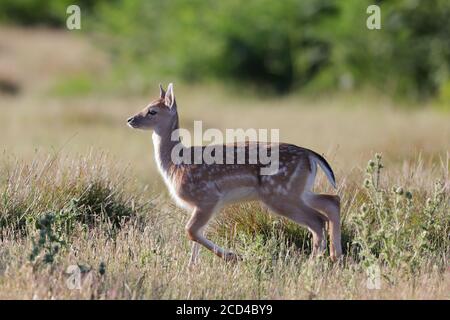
(51, 74), (94, 97)
(0, 0), (103, 26)
(1, 0), (449, 101)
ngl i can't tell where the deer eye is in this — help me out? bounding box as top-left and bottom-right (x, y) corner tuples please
(148, 110), (157, 116)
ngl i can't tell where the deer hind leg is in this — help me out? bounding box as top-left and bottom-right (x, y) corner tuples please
(260, 198), (326, 256)
(295, 201), (327, 256)
(303, 193), (342, 261)
(186, 205), (239, 263)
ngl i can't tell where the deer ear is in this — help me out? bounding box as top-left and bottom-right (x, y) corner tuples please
(159, 83), (166, 98)
(165, 83), (176, 110)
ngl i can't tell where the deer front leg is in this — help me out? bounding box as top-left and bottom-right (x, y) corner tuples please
(186, 206), (239, 262)
(188, 242), (200, 267)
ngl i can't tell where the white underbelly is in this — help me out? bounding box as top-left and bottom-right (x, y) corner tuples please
(220, 187), (258, 205)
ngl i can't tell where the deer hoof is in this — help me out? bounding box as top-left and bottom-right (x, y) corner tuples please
(224, 251), (241, 263)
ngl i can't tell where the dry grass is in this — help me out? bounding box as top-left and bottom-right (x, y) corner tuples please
(0, 27), (449, 299)
(0, 153), (448, 299)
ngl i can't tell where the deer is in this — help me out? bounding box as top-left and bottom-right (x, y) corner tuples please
(127, 83), (342, 265)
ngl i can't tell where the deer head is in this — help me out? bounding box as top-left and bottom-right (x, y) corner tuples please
(127, 83), (178, 134)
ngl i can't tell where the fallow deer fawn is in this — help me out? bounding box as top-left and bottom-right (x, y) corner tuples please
(127, 83), (342, 265)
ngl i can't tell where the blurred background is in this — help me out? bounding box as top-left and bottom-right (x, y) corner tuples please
(0, 0), (449, 187)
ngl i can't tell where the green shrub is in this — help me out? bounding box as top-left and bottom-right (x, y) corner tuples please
(91, 0), (337, 94)
(89, 0), (450, 99)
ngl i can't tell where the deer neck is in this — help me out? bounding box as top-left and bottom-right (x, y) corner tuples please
(152, 116), (182, 175)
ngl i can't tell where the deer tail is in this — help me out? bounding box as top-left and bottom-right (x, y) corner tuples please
(309, 152), (337, 189)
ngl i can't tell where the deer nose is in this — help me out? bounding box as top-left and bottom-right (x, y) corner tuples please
(127, 117), (134, 123)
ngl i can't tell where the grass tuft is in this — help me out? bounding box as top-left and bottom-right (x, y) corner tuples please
(0, 153), (142, 233)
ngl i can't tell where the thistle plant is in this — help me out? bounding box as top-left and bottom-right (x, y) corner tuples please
(29, 213), (65, 266)
(350, 153), (449, 279)
(415, 180), (448, 255)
